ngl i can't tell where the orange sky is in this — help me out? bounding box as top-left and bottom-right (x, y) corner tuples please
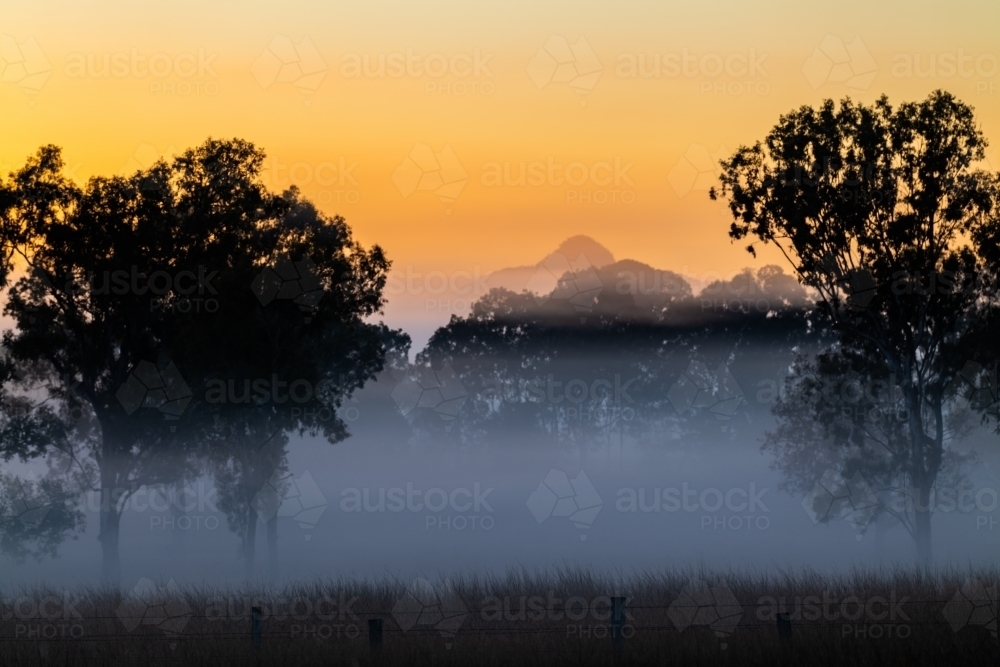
(2, 0), (999, 295)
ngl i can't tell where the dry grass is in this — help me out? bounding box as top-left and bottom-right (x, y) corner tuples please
(1, 565), (997, 666)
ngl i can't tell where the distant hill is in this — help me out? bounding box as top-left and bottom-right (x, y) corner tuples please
(485, 235), (616, 295)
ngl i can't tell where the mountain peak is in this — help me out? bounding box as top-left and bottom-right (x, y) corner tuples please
(486, 236), (616, 296)
(550, 236), (615, 268)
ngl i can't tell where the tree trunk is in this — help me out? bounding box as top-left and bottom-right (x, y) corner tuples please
(245, 503), (258, 579)
(99, 491), (122, 585)
(266, 513), (279, 584)
(913, 484), (933, 564)
(905, 387), (935, 564)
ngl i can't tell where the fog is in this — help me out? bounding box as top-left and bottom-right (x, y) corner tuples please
(7, 368), (1000, 589)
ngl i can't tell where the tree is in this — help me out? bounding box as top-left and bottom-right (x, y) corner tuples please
(712, 90), (1000, 561)
(0, 354), (90, 562)
(187, 193), (403, 580)
(415, 263), (815, 456)
(0, 140), (393, 582)
(763, 346), (978, 551)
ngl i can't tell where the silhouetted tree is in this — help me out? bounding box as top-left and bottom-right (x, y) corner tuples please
(186, 192), (403, 580)
(0, 140), (394, 582)
(712, 90), (1000, 561)
(763, 347), (977, 548)
(0, 354), (90, 562)
(416, 263), (817, 456)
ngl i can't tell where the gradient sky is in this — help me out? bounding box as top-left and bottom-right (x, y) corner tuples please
(3, 0), (999, 282)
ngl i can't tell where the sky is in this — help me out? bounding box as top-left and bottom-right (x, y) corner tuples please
(2, 0), (1000, 314)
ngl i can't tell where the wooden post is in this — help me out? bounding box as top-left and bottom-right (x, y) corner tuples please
(611, 597), (627, 659)
(252, 606), (263, 649)
(777, 612), (791, 643)
(369, 618), (384, 653)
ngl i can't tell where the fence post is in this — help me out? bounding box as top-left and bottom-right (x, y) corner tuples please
(252, 606), (263, 650)
(611, 596), (627, 659)
(777, 611), (791, 643)
(369, 618), (384, 653)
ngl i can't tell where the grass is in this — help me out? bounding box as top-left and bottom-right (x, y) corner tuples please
(0, 565), (997, 666)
